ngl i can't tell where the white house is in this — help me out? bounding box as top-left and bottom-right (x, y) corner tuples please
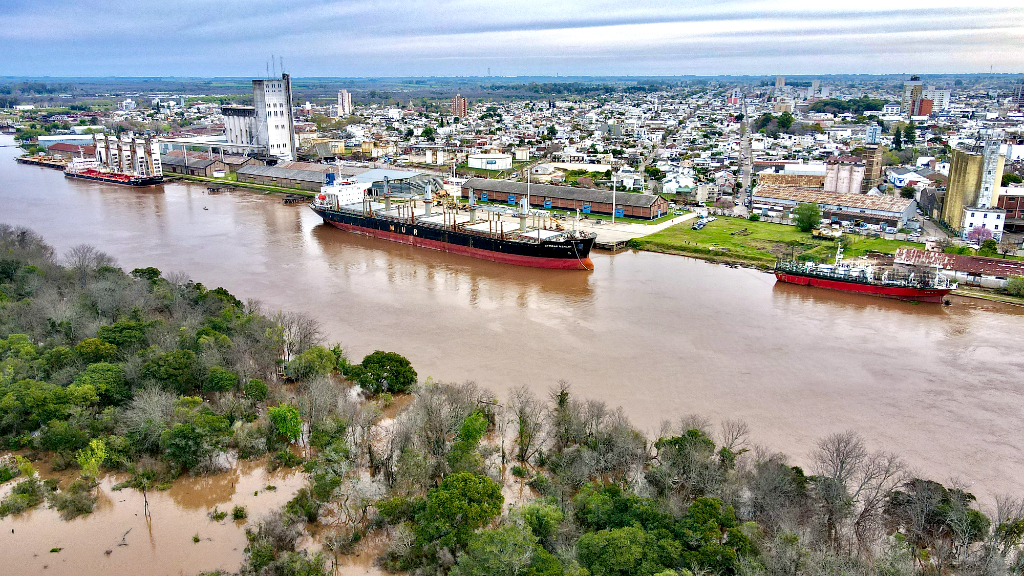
(960, 208), (1005, 241)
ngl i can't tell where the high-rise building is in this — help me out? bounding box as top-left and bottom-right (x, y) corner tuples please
(912, 98), (933, 117)
(337, 89), (353, 118)
(810, 79), (820, 96)
(1014, 81), (1024, 108)
(252, 73), (296, 161)
(901, 76), (923, 116)
(941, 132), (1006, 233)
(775, 76), (785, 89)
(451, 93), (468, 118)
(921, 86), (951, 111)
(865, 125), (882, 145)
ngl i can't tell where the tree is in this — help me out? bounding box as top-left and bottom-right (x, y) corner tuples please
(74, 362), (129, 406)
(74, 338), (118, 363)
(204, 365), (238, 392)
(142, 349), (200, 394)
(268, 404), (302, 444)
(577, 526), (650, 576)
(966, 226), (994, 243)
(415, 472), (504, 552)
(352, 351), (417, 395)
(75, 438), (107, 480)
(793, 202), (821, 232)
(1003, 173), (1023, 187)
(892, 128), (903, 151)
(285, 345), (336, 380)
(1005, 277), (1024, 297)
(777, 111), (795, 131)
(903, 122), (916, 146)
(244, 378), (268, 401)
(451, 524), (542, 576)
(547, 125), (557, 137)
(161, 422), (209, 469)
(900, 185), (916, 199)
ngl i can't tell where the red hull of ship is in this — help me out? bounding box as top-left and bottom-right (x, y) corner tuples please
(329, 221), (594, 270)
(774, 272), (952, 303)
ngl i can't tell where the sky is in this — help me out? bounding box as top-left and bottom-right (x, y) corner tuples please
(1, 0), (1022, 77)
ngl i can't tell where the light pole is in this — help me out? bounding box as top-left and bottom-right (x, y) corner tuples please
(612, 174), (617, 224)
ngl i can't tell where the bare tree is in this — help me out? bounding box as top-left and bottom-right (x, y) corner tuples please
(65, 244), (116, 287)
(720, 419), (751, 452)
(274, 311), (323, 361)
(509, 385), (545, 466)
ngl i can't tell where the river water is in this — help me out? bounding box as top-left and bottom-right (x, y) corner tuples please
(2, 135), (1024, 571)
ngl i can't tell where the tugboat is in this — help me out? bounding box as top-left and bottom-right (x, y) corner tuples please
(310, 174), (597, 270)
(64, 157), (163, 186)
(774, 244), (956, 303)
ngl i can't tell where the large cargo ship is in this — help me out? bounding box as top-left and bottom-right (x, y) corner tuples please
(64, 157), (163, 186)
(774, 245), (956, 303)
(310, 175), (596, 270)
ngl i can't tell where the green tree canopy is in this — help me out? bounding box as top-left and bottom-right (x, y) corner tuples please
(793, 202), (822, 232)
(352, 351), (417, 395)
(415, 472), (504, 552)
(74, 338), (118, 364)
(268, 404), (302, 443)
(74, 362), (129, 406)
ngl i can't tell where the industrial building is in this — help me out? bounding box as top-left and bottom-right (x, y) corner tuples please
(160, 155), (228, 177)
(91, 134), (162, 177)
(224, 73), (296, 161)
(895, 247), (1024, 289)
(468, 153), (512, 171)
(751, 186), (916, 228)
(461, 178), (670, 220)
(941, 134), (1006, 236)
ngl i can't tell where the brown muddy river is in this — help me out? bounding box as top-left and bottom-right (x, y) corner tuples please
(2, 135), (1024, 573)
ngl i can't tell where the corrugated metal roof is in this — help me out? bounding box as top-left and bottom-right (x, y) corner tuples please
(160, 155), (217, 168)
(895, 247), (1024, 277)
(753, 185), (913, 213)
(463, 178), (662, 208)
(236, 164), (326, 182)
(354, 168), (426, 183)
(758, 173), (826, 188)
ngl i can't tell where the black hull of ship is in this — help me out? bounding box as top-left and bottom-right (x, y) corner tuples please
(312, 206), (595, 270)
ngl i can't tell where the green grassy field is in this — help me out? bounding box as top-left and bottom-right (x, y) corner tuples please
(631, 217), (924, 267)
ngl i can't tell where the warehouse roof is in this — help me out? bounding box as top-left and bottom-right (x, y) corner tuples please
(753, 185), (914, 213)
(895, 248), (1024, 278)
(757, 173), (826, 188)
(237, 164), (326, 182)
(160, 154), (217, 169)
(463, 178), (663, 208)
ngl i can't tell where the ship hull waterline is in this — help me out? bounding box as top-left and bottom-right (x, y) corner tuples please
(774, 272), (953, 303)
(315, 207), (594, 271)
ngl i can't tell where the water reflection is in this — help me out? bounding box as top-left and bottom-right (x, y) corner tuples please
(308, 222), (596, 308)
(770, 280), (951, 317)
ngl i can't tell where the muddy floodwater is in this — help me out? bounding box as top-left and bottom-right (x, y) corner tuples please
(2, 135), (1024, 572)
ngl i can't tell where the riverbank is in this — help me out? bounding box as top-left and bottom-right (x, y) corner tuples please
(630, 216), (924, 268)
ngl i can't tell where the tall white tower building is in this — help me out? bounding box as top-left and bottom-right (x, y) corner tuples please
(253, 73), (296, 161)
(337, 89), (353, 118)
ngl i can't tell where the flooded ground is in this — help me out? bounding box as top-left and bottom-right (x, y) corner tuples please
(2, 134), (1024, 571)
(0, 458), (306, 575)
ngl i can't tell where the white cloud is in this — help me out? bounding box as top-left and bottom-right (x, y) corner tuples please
(0, 0), (1019, 75)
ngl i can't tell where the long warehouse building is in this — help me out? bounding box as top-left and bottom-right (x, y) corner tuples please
(461, 178), (670, 219)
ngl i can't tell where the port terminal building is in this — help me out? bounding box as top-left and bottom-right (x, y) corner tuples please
(461, 178), (670, 220)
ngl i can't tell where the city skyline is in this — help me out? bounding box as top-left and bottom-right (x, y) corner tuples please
(1, 0), (1021, 77)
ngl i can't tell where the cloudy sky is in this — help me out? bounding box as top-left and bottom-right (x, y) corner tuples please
(1, 0), (1021, 77)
